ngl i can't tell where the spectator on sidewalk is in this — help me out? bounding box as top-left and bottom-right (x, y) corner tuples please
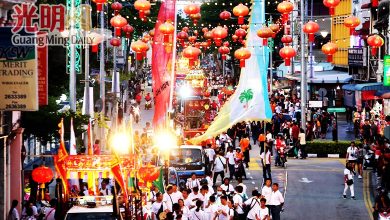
(8, 200), (19, 220)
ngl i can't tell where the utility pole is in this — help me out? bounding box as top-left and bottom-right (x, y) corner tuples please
(269, 15), (273, 95)
(69, 0), (76, 112)
(99, 7), (106, 150)
(300, 0), (307, 130)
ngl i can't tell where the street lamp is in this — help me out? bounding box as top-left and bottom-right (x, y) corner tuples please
(110, 131), (131, 155)
(154, 131), (177, 185)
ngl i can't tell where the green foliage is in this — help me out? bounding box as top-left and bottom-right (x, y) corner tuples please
(306, 140), (359, 157)
(239, 89), (253, 104)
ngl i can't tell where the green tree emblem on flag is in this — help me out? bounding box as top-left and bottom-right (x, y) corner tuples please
(239, 89), (254, 109)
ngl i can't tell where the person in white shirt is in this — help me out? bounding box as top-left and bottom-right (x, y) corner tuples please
(21, 202), (38, 219)
(245, 190), (262, 220)
(236, 177), (247, 197)
(343, 162), (355, 200)
(8, 200), (19, 220)
(199, 185), (211, 208)
(151, 192), (168, 220)
(260, 146), (272, 180)
(261, 179), (272, 206)
(205, 147), (216, 173)
(178, 199), (190, 220)
(298, 128), (307, 159)
(43, 199), (57, 220)
(232, 185), (245, 220)
(189, 187), (202, 202)
(187, 173), (200, 190)
(205, 172), (214, 189)
(346, 141), (358, 172)
(99, 181), (112, 196)
(213, 152), (227, 186)
(269, 183), (284, 220)
(163, 185), (175, 212)
(215, 195), (230, 220)
(225, 147), (236, 180)
(255, 198), (270, 220)
(204, 195), (218, 220)
(182, 189), (195, 209)
(171, 184), (183, 203)
(265, 131), (273, 149)
(220, 178), (234, 194)
(191, 200), (206, 220)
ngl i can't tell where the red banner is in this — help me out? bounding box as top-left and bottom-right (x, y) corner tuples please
(37, 32), (48, 106)
(152, 0), (176, 129)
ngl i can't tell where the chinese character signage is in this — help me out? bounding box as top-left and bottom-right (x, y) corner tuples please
(0, 27), (38, 111)
(37, 32), (48, 106)
(348, 47), (367, 67)
(384, 55), (390, 86)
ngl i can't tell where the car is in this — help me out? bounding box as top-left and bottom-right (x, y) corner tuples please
(65, 197), (124, 220)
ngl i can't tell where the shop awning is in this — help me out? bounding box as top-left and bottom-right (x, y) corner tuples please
(375, 90), (390, 99)
(342, 82), (390, 91)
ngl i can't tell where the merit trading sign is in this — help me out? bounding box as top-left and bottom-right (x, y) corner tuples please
(327, 107), (346, 113)
(384, 55), (390, 86)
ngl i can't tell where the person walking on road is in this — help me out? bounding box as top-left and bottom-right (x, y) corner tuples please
(346, 141), (358, 173)
(239, 135), (250, 168)
(255, 198), (270, 220)
(343, 162), (356, 200)
(269, 183), (284, 220)
(298, 128), (306, 159)
(213, 152), (227, 187)
(225, 147), (236, 180)
(260, 147), (272, 180)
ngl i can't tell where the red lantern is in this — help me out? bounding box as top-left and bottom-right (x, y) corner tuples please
(89, 32), (103, 53)
(32, 166), (54, 183)
(202, 27), (209, 33)
(277, 1), (294, 24)
(188, 36), (197, 43)
(122, 24), (134, 38)
(220, 10), (231, 20)
(303, 21), (319, 42)
(323, 0), (340, 15)
(367, 34), (384, 56)
(321, 42), (338, 62)
(111, 2), (122, 15)
(344, 16), (360, 35)
(131, 40), (149, 60)
(149, 28), (155, 37)
(93, 0), (107, 12)
(194, 42), (201, 48)
(218, 46), (230, 60)
(190, 13), (201, 25)
(183, 46), (201, 68)
(200, 41), (210, 50)
(257, 27), (274, 45)
(182, 27), (189, 32)
(233, 3), (249, 25)
(212, 26), (228, 46)
(223, 41), (230, 47)
(281, 35), (293, 45)
(234, 47), (251, 67)
(134, 0), (151, 20)
(110, 14), (127, 36)
(235, 28), (247, 39)
(159, 21), (174, 43)
(279, 46), (296, 66)
(232, 35), (239, 42)
(241, 24), (249, 30)
(184, 4), (200, 15)
(138, 164), (160, 182)
(177, 31), (188, 46)
(269, 24), (280, 38)
(110, 38), (121, 47)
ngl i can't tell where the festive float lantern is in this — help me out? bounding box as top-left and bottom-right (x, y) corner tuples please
(134, 0), (151, 20)
(184, 3), (200, 15)
(235, 28), (247, 39)
(93, 0), (107, 12)
(219, 10), (231, 20)
(131, 40), (149, 60)
(367, 34), (384, 56)
(281, 35), (293, 45)
(321, 42), (338, 62)
(303, 21), (319, 42)
(323, 0), (340, 15)
(110, 38), (121, 47)
(232, 35), (239, 42)
(177, 31), (189, 46)
(202, 27), (209, 33)
(111, 2), (122, 15)
(277, 1), (294, 23)
(279, 46), (296, 66)
(159, 21), (174, 43)
(234, 47), (251, 67)
(183, 46), (201, 68)
(218, 46), (230, 60)
(110, 14), (127, 36)
(190, 13), (201, 25)
(257, 26), (274, 45)
(188, 36), (197, 43)
(122, 24), (134, 38)
(212, 26), (228, 46)
(233, 3), (249, 25)
(344, 16), (360, 35)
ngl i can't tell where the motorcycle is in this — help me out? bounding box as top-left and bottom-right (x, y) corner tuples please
(277, 146), (287, 168)
(363, 149), (375, 169)
(145, 100), (152, 110)
(379, 212), (390, 220)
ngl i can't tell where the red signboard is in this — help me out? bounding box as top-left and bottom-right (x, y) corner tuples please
(37, 32), (48, 106)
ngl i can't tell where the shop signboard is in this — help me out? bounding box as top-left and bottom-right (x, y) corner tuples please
(309, 100), (323, 108)
(348, 47), (367, 67)
(327, 107), (346, 113)
(0, 27), (38, 111)
(384, 55), (390, 86)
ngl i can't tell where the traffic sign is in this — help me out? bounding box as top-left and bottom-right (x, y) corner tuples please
(327, 107), (346, 113)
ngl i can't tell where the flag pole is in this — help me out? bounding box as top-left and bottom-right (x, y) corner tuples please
(168, 0), (178, 113)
